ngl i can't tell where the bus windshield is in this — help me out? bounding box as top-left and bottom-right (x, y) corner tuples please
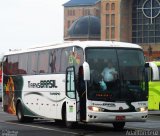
(86, 48), (147, 102)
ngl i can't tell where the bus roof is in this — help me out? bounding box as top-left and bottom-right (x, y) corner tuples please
(3, 41), (142, 56)
(149, 61), (160, 66)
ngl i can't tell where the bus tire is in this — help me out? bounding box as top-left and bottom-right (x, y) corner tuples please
(16, 102), (27, 122)
(113, 122), (125, 131)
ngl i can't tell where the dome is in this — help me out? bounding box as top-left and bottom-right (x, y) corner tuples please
(66, 15), (100, 40)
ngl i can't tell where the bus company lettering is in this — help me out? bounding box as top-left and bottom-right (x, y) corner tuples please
(92, 103), (116, 107)
(28, 80), (58, 88)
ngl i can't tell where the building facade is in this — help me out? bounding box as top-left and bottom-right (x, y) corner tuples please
(64, 0), (160, 60)
(132, 0), (160, 60)
(101, 0), (133, 42)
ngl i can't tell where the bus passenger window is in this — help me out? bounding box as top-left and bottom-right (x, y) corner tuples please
(8, 55), (19, 75)
(3, 57), (9, 75)
(18, 53), (28, 74)
(74, 47), (84, 73)
(38, 51), (49, 74)
(49, 50), (56, 73)
(28, 52), (38, 75)
(49, 49), (61, 73)
(60, 48), (72, 72)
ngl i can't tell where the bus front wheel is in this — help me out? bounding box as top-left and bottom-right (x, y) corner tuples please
(113, 122), (125, 131)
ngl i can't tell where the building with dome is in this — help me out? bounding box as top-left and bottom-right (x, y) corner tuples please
(63, 0), (101, 39)
(65, 15), (100, 40)
(64, 0), (160, 60)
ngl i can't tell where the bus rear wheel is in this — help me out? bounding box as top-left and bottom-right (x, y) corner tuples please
(16, 102), (28, 122)
(113, 122), (125, 131)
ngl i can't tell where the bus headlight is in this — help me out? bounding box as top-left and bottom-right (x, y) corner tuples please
(88, 106), (105, 112)
(136, 107), (148, 112)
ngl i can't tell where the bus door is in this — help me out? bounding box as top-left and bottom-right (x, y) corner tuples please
(66, 66), (77, 122)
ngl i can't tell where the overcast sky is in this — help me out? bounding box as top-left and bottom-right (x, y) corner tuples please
(0, 0), (69, 52)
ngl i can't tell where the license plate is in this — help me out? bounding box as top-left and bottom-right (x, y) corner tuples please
(116, 116), (125, 121)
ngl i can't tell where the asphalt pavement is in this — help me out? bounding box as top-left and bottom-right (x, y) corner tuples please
(0, 102), (160, 136)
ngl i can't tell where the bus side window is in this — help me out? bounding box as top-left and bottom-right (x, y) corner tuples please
(3, 56), (9, 75)
(28, 52), (38, 75)
(38, 51), (49, 74)
(49, 49), (61, 73)
(60, 47), (72, 72)
(18, 53), (28, 75)
(8, 55), (19, 75)
(74, 47), (84, 73)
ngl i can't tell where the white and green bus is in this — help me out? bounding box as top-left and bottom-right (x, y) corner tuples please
(2, 41), (148, 130)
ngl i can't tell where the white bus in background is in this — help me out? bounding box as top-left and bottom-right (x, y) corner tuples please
(2, 41), (148, 130)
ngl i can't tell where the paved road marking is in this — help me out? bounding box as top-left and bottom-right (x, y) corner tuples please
(0, 121), (80, 135)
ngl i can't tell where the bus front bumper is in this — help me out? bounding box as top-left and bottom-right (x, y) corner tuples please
(87, 111), (148, 123)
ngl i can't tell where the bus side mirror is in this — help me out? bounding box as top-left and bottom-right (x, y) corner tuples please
(83, 62), (90, 81)
(145, 63), (149, 68)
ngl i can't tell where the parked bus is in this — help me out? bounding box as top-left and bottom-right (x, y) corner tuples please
(148, 61), (160, 110)
(2, 41), (148, 130)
